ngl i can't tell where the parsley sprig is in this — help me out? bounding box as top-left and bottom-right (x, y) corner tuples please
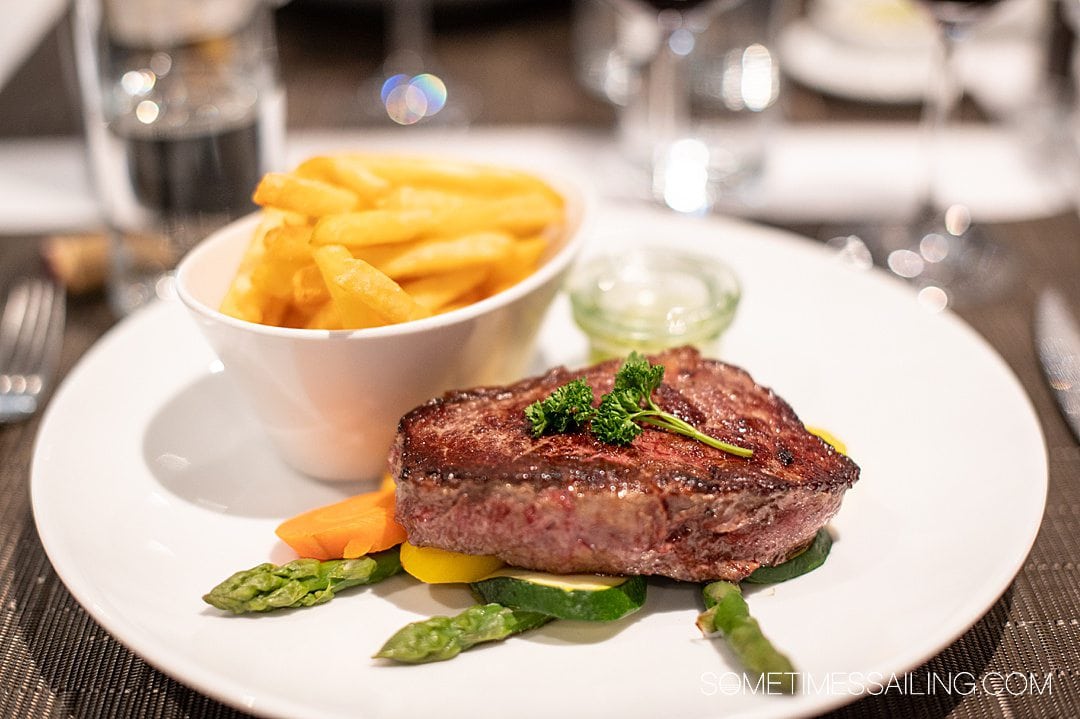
(525, 353), (753, 459)
(525, 377), (595, 436)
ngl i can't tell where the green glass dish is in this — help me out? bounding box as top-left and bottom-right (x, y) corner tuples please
(568, 247), (741, 361)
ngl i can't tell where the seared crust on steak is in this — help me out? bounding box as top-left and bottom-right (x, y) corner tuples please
(391, 347), (859, 582)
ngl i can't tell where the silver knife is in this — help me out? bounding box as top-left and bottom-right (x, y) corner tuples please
(1036, 289), (1080, 443)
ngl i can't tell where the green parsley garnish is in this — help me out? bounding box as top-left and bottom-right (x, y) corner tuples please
(526, 353), (752, 458)
(525, 377), (595, 437)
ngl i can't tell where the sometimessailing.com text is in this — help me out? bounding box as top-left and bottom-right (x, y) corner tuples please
(701, 671), (1054, 697)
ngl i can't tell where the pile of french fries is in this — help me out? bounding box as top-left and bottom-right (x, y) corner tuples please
(220, 153), (567, 330)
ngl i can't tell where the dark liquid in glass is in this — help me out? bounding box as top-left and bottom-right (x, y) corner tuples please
(119, 120), (262, 216)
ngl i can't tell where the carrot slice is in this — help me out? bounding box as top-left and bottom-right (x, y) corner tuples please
(275, 486), (405, 560)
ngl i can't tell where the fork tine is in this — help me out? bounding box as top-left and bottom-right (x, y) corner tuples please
(0, 280), (31, 370)
(40, 281), (65, 388)
(0, 277), (65, 421)
(6, 279), (46, 377)
(24, 279), (65, 391)
(18, 280), (57, 385)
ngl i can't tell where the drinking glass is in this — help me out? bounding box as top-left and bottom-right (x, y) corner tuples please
(72, 0), (286, 316)
(573, 0), (657, 106)
(880, 0), (1011, 309)
(611, 0), (780, 214)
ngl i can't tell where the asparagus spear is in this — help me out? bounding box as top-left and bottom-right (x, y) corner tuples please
(375, 603), (553, 663)
(203, 548), (402, 614)
(696, 581), (797, 694)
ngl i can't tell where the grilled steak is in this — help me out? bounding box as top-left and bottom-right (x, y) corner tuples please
(390, 347), (859, 582)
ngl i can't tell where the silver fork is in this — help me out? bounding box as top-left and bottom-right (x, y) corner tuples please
(0, 277), (65, 423)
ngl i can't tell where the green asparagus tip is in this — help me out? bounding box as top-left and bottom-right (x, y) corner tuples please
(203, 548), (402, 615)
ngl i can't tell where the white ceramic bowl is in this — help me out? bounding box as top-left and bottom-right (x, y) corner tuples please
(176, 182), (588, 481)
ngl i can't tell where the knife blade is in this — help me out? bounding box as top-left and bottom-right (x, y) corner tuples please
(1035, 289), (1080, 443)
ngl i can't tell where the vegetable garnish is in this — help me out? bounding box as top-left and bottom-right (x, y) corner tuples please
(400, 542), (504, 584)
(202, 549), (402, 615)
(374, 604), (553, 664)
(743, 528), (832, 585)
(472, 571), (646, 622)
(524, 377), (594, 436)
(526, 352), (752, 458)
(696, 581), (796, 694)
(806, 426), (848, 456)
(275, 484), (406, 560)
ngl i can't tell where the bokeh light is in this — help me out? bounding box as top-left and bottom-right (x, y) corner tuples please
(121, 69), (155, 96)
(917, 286), (949, 313)
(380, 72), (449, 125)
(135, 100), (160, 124)
(410, 74), (448, 114)
(887, 248), (924, 279)
(660, 138), (710, 214)
(741, 44), (777, 112)
(380, 74), (410, 104)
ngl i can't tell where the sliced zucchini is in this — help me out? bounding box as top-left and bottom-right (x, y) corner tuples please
(471, 569), (646, 621)
(743, 528), (832, 584)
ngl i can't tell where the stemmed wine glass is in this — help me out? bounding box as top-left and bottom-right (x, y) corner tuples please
(608, 0), (756, 212)
(360, 0), (471, 127)
(878, 0), (1012, 309)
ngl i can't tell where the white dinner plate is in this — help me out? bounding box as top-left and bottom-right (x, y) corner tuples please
(31, 203), (1046, 719)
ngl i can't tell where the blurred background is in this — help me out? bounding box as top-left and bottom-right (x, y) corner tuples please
(3, 0), (1077, 244)
(2, 1), (614, 135)
(0, 0), (1072, 130)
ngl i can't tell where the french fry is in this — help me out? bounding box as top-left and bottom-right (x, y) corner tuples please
(295, 156), (391, 203)
(219, 213), (285, 322)
(312, 245), (431, 325)
(304, 301), (344, 330)
(400, 267), (490, 312)
(437, 288), (486, 315)
(276, 209), (313, 227)
(346, 154), (565, 204)
(253, 172), (359, 216)
(251, 226), (315, 300)
(257, 293), (290, 327)
(311, 194), (557, 251)
(221, 153), (566, 330)
(374, 186), (472, 214)
(219, 273), (262, 323)
(433, 193), (562, 238)
(357, 232), (514, 281)
(311, 209), (435, 248)
(264, 225), (314, 261)
(484, 236), (548, 295)
(291, 264), (331, 310)
(279, 302), (318, 330)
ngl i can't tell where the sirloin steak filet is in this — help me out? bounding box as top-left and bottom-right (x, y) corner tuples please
(390, 346), (859, 582)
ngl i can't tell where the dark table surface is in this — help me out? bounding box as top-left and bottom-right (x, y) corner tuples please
(1, 2), (1078, 718)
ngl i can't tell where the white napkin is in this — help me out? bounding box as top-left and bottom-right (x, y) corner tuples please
(0, 138), (101, 234)
(0, 0), (68, 91)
